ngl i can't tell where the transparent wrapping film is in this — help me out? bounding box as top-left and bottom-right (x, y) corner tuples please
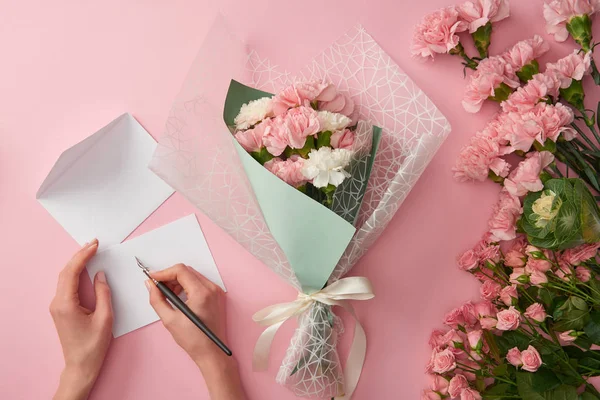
(150, 18), (450, 399)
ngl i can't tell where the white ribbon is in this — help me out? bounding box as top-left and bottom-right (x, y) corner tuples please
(252, 276), (374, 399)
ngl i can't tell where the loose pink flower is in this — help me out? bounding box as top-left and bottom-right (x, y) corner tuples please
(505, 250), (526, 267)
(562, 243), (600, 265)
(499, 285), (519, 306)
(467, 330), (483, 349)
(449, 374), (470, 398)
(444, 307), (466, 329)
(502, 72), (561, 113)
(320, 93), (355, 118)
(264, 156), (308, 188)
(488, 189), (523, 242)
(496, 306), (521, 330)
(544, 0), (599, 42)
(422, 389), (442, 400)
(412, 7), (468, 59)
(521, 345), (543, 372)
(271, 81), (335, 116)
(431, 375), (449, 395)
(461, 388), (483, 400)
(429, 329), (447, 348)
(527, 258), (552, 273)
(504, 151), (555, 196)
(462, 302), (480, 327)
(458, 0), (510, 33)
(330, 128), (355, 150)
(453, 135), (510, 182)
(458, 249), (480, 271)
(547, 50), (592, 88)
(525, 303), (547, 322)
(502, 35), (550, 71)
(476, 241), (501, 264)
(560, 330), (578, 343)
(443, 329), (464, 347)
(509, 267), (528, 284)
(432, 348), (457, 373)
(463, 56), (520, 113)
(475, 300), (496, 317)
(576, 266), (592, 282)
(529, 270), (549, 286)
(480, 317), (497, 329)
(506, 347), (523, 367)
(480, 280), (502, 300)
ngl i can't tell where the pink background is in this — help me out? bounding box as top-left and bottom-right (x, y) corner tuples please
(0, 1), (593, 399)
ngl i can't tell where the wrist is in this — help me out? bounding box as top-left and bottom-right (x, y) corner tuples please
(54, 366), (97, 400)
(194, 351), (237, 375)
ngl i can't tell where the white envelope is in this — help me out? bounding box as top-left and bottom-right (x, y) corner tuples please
(86, 214), (226, 337)
(36, 113), (174, 250)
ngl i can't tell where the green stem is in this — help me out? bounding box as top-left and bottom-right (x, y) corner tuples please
(570, 122), (599, 151)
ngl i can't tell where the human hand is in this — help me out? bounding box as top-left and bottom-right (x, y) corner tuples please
(147, 264), (245, 400)
(50, 240), (113, 400)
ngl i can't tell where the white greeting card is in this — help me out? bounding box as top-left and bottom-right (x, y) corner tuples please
(87, 214), (225, 337)
(36, 113), (174, 250)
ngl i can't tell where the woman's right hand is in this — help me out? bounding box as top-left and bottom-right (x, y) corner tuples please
(146, 264), (245, 400)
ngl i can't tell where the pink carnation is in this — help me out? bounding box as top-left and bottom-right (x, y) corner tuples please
(561, 243), (600, 265)
(284, 107), (321, 149)
(499, 285), (518, 306)
(271, 81), (336, 116)
(480, 279), (502, 300)
(525, 303), (547, 322)
(521, 345), (542, 372)
(546, 50), (592, 88)
(235, 124), (266, 153)
(496, 306), (521, 330)
(488, 189), (523, 242)
(412, 6), (467, 59)
(457, 0), (510, 33)
(502, 35), (550, 71)
(319, 93), (355, 118)
(505, 250), (526, 267)
(264, 156), (308, 188)
(504, 151), (555, 196)
(449, 374), (470, 398)
(463, 56), (520, 113)
(544, 0), (599, 42)
(502, 72), (561, 113)
(330, 129), (355, 150)
(453, 135), (509, 182)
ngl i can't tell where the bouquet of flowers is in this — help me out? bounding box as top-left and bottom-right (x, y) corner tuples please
(414, 1), (600, 399)
(150, 16), (451, 399)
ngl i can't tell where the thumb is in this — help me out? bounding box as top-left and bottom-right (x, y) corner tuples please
(93, 271), (113, 325)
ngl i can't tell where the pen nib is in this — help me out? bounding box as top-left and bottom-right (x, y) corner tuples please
(135, 256), (153, 280)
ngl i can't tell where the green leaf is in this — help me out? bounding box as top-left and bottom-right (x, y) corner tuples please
(553, 296), (590, 331)
(250, 147), (274, 165)
(555, 202), (581, 242)
(518, 60), (541, 82)
(472, 21), (493, 58)
(545, 385), (578, 400)
(493, 363), (509, 376)
(497, 330), (533, 355)
(581, 391), (600, 400)
(517, 372), (546, 400)
(483, 383), (514, 399)
(584, 311), (600, 345)
(538, 288), (554, 309)
(531, 367), (561, 392)
(575, 335), (593, 350)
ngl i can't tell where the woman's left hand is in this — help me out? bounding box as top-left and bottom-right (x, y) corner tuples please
(50, 239), (114, 400)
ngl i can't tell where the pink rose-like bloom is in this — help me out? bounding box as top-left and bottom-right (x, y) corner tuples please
(499, 285), (519, 306)
(496, 306), (521, 331)
(527, 258), (552, 273)
(509, 267), (528, 284)
(529, 270), (549, 286)
(505, 250), (526, 267)
(576, 266), (592, 282)
(458, 249), (480, 270)
(458, 0), (510, 33)
(502, 72), (561, 113)
(462, 302), (480, 327)
(330, 129), (355, 150)
(559, 330), (577, 343)
(547, 50), (592, 88)
(264, 156), (308, 188)
(525, 303), (547, 322)
(504, 151), (555, 196)
(463, 56), (520, 113)
(502, 35), (550, 71)
(429, 329), (447, 348)
(544, 0), (599, 42)
(521, 345), (543, 372)
(467, 330), (483, 349)
(480, 279), (502, 300)
(431, 375), (449, 395)
(422, 389), (442, 400)
(480, 317), (497, 330)
(506, 347), (523, 367)
(320, 93), (355, 118)
(444, 307), (466, 329)
(475, 300), (496, 317)
(449, 374), (470, 398)
(443, 329), (464, 347)
(461, 388), (483, 400)
(271, 81), (336, 116)
(412, 6), (467, 59)
(432, 348), (457, 373)
(562, 243), (600, 265)
(488, 189), (523, 242)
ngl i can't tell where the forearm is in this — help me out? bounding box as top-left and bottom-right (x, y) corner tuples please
(53, 367), (96, 400)
(196, 354), (246, 400)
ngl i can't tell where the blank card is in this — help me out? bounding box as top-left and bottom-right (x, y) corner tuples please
(86, 214), (225, 337)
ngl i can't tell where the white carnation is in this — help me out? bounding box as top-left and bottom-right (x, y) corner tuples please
(234, 97), (273, 130)
(317, 110), (352, 132)
(301, 147), (353, 188)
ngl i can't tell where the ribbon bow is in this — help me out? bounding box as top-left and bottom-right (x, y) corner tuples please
(252, 276), (374, 399)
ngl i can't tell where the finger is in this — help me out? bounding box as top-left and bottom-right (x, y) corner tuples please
(93, 271), (113, 324)
(146, 280), (176, 322)
(150, 264), (204, 293)
(187, 266), (222, 293)
(56, 239), (99, 300)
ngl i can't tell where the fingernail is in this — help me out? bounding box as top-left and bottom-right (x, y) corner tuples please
(96, 271), (106, 283)
(145, 280), (151, 291)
